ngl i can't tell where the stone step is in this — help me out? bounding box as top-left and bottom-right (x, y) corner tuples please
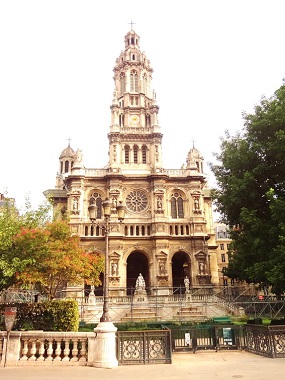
(177, 310), (202, 315)
(121, 315), (161, 322)
(121, 306), (159, 322)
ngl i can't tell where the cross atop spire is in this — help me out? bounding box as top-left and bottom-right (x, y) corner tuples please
(129, 19), (136, 30)
(67, 137), (72, 147)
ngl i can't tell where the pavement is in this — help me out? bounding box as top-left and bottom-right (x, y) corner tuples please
(1, 351), (285, 380)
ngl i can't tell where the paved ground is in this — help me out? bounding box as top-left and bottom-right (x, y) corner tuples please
(1, 351), (285, 380)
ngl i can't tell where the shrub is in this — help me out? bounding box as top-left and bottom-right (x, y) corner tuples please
(0, 299), (79, 331)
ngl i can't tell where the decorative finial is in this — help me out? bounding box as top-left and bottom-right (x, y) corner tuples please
(192, 139), (196, 149)
(67, 137), (72, 147)
(129, 19), (136, 30)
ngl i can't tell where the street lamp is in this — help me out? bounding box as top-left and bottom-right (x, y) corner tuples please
(88, 198), (125, 368)
(88, 198), (125, 322)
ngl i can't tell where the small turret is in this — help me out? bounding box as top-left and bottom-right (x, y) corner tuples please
(186, 146), (204, 174)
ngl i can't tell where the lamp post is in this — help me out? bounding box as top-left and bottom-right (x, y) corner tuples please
(88, 198), (125, 368)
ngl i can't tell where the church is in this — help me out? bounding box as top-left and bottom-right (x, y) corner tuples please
(44, 28), (219, 299)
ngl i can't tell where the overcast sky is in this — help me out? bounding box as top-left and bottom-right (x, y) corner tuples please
(1, 0), (285, 211)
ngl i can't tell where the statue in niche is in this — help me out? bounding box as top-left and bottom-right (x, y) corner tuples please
(184, 276), (190, 292)
(72, 197), (79, 211)
(157, 196), (162, 210)
(159, 261), (166, 275)
(135, 273), (146, 292)
(199, 261), (206, 275)
(111, 262), (118, 276)
(194, 196), (200, 210)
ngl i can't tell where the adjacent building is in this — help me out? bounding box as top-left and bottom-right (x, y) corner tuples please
(214, 223), (231, 286)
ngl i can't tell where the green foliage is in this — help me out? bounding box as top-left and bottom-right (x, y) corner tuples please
(0, 300), (79, 331)
(10, 220), (103, 299)
(0, 197), (52, 291)
(211, 83), (285, 294)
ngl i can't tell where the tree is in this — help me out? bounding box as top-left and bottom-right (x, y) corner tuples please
(0, 196), (51, 291)
(211, 84), (285, 295)
(13, 220), (104, 299)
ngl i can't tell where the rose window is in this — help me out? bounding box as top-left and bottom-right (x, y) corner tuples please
(126, 190), (148, 212)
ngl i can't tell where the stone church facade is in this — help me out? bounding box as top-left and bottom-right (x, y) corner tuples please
(45, 28), (219, 297)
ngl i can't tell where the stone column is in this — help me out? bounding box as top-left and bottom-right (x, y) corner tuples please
(93, 322), (118, 368)
(1, 332), (21, 367)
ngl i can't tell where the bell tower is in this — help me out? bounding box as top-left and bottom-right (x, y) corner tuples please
(108, 29), (163, 174)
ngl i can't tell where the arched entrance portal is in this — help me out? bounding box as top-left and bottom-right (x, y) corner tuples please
(172, 251), (191, 291)
(127, 251), (149, 294)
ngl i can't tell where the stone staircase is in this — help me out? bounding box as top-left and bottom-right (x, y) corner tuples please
(174, 306), (206, 321)
(121, 306), (159, 322)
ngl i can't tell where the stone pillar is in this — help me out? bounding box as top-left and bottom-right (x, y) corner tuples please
(1, 332), (21, 367)
(93, 322), (118, 368)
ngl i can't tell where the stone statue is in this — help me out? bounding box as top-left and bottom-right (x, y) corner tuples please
(76, 149), (82, 162)
(135, 273), (146, 292)
(157, 196), (162, 209)
(72, 197), (78, 211)
(111, 262), (118, 276)
(194, 196), (200, 210)
(199, 262), (206, 275)
(184, 276), (190, 292)
(159, 261), (166, 275)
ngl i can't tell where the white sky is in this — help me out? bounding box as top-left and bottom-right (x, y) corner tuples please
(1, 0), (285, 211)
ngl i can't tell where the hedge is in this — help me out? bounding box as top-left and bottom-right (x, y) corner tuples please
(0, 299), (79, 331)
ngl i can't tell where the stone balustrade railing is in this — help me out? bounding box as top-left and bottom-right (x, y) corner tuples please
(0, 331), (95, 367)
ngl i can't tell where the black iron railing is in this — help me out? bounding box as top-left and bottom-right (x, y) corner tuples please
(116, 329), (172, 365)
(169, 324), (285, 358)
(244, 324), (285, 358)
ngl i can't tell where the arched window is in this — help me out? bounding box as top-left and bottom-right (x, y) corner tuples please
(133, 145), (138, 163)
(119, 114), (124, 126)
(143, 74), (147, 94)
(145, 114), (150, 126)
(64, 160), (69, 173)
(89, 192), (103, 219)
(130, 70), (138, 92)
(120, 73), (126, 95)
(125, 145), (130, 163)
(142, 145), (147, 164)
(171, 192), (184, 218)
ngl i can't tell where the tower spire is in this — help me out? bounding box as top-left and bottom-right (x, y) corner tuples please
(109, 29), (162, 174)
(128, 19), (136, 30)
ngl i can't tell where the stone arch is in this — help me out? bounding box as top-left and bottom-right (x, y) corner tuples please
(126, 251), (149, 294)
(171, 251), (192, 291)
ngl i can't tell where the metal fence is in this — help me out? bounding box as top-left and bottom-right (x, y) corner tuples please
(169, 324), (245, 352)
(170, 324), (285, 358)
(116, 329), (172, 365)
(2, 286), (285, 321)
(244, 324), (285, 358)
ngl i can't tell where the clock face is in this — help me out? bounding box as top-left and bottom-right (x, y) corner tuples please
(130, 115), (139, 124)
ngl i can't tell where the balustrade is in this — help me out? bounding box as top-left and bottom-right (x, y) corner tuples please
(16, 332), (91, 364)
